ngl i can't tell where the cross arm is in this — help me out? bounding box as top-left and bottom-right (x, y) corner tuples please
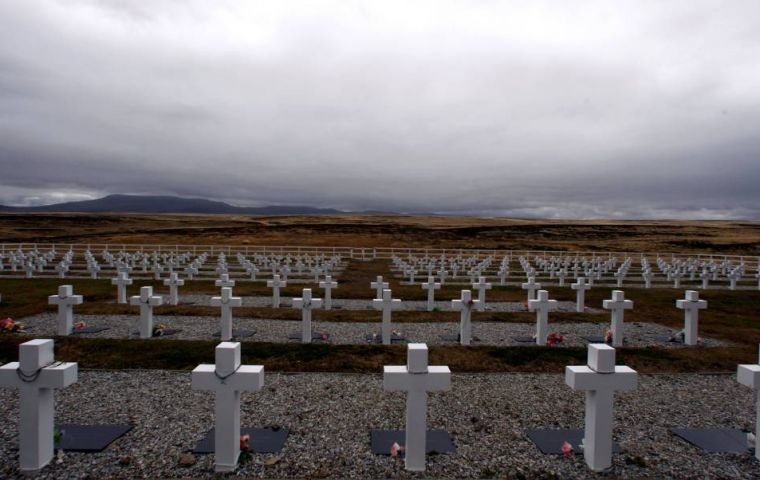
(737, 364), (760, 389)
(0, 362), (78, 388)
(565, 366), (637, 392)
(192, 365), (264, 391)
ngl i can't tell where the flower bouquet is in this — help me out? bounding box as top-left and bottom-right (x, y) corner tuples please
(0, 318), (25, 333)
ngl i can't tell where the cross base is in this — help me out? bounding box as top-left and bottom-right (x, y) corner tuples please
(212, 330), (255, 338)
(366, 333), (405, 344)
(288, 332), (330, 341)
(369, 429), (456, 455)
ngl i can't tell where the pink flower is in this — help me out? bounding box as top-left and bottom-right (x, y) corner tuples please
(390, 442), (405, 457)
(74, 322), (86, 331)
(240, 434), (250, 451)
(562, 441), (574, 457)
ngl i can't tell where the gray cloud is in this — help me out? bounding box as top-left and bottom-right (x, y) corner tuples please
(1, 0), (759, 219)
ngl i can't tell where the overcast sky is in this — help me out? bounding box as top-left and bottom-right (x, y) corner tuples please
(1, 1), (759, 219)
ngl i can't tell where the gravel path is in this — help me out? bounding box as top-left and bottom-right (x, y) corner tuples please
(17, 313), (730, 348)
(0, 371), (758, 479)
(176, 294), (600, 313)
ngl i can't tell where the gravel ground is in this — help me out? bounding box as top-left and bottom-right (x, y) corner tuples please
(0, 371), (758, 479)
(16, 313), (730, 348)
(176, 294), (599, 313)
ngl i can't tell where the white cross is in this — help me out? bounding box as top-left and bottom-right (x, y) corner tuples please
(151, 263), (164, 280)
(528, 289), (558, 345)
(471, 276), (492, 312)
(87, 263), (100, 279)
(373, 289), (402, 344)
(111, 272), (133, 304)
(420, 276), (441, 312)
(24, 262), (35, 278)
(521, 276), (541, 303)
(565, 344), (637, 471)
(642, 270), (653, 289)
(571, 277), (591, 313)
(451, 290), (479, 346)
(192, 342), (264, 472)
(163, 272), (185, 306)
(215, 273), (236, 290)
(48, 285), (84, 335)
(266, 274), (287, 308)
(602, 290), (633, 347)
(700, 269), (710, 290)
(185, 265), (198, 280)
(737, 346), (760, 460)
(613, 270), (625, 287)
(319, 275), (338, 310)
(437, 269), (448, 285)
(557, 269), (567, 287)
(383, 343), (451, 472)
(211, 287), (243, 341)
(55, 263), (68, 279)
(676, 290), (707, 345)
(292, 288), (323, 343)
(671, 270), (683, 289)
(246, 264), (259, 281)
(728, 270), (741, 290)
(370, 276), (389, 300)
(0, 339), (78, 472)
(130, 286), (163, 339)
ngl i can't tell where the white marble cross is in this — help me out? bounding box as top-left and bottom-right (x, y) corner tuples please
(521, 276), (541, 303)
(48, 285), (83, 335)
(267, 274), (287, 308)
(451, 290), (479, 346)
(728, 270), (741, 291)
(215, 274), (236, 290)
(0, 339), (78, 472)
(318, 275), (338, 310)
(87, 263), (100, 279)
(700, 269), (710, 290)
(130, 286), (164, 339)
(373, 289), (402, 345)
(292, 288), (322, 343)
(192, 342), (264, 472)
(737, 346), (760, 460)
(152, 263), (164, 280)
(602, 290), (633, 347)
(571, 277), (591, 313)
(383, 343), (451, 472)
(111, 271), (133, 304)
(370, 276), (389, 300)
(211, 287), (243, 341)
(163, 272), (185, 306)
(528, 289), (558, 345)
(471, 276), (492, 312)
(421, 276), (441, 312)
(642, 270), (653, 289)
(676, 290), (707, 345)
(565, 344), (637, 471)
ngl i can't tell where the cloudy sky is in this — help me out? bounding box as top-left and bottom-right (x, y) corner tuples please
(1, 1), (759, 219)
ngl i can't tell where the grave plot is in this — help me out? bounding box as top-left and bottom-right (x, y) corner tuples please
(1, 369), (759, 478)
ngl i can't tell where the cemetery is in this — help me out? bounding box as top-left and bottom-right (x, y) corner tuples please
(0, 237), (759, 478)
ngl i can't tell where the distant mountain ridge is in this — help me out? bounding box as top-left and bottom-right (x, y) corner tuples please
(0, 194), (348, 215)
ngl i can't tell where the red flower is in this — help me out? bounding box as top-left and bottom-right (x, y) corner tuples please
(390, 442), (405, 457)
(74, 322), (86, 331)
(240, 434), (250, 451)
(562, 441), (574, 457)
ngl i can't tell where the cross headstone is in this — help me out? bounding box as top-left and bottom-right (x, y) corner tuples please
(318, 275), (338, 310)
(371, 276), (389, 300)
(211, 287), (243, 341)
(676, 290), (707, 345)
(111, 272), (133, 304)
(266, 274), (287, 308)
(521, 276), (541, 303)
(163, 272), (185, 306)
(451, 290), (479, 346)
(292, 288), (322, 343)
(192, 342), (264, 472)
(471, 276), (492, 312)
(571, 277), (591, 313)
(129, 286), (163, 339)
(0, 339), (78, 472)
(737, 346), (760, 460)
(421, 276), (441, 312)
(383, 343), (451, 472)
(602, 290), (633, 347)
(565, 344), (637, 471)
(215, 274), (236, 290)
(48, 285), (84, 335)
(373, 289), (402, 345)
(528, 290), (558, 346)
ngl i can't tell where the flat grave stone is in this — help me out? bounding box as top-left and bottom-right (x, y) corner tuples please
(581, 335), (627, 344)
(657, 335), (684, 344)
(131, 329), (181, 338)
(526, 428), (622, 455)
(71, 327), (110, 335)
(213, 330), (255, 338)
(370, 430), (456, 455)
(288, 332), (330, 341)
(193, 427), (289, 454)
(55, 424), (133, 452)
(512, 336), (536, 343)
(671, 428), (750, 453)
(366, 333), (405, 344)
(439, 334), (480, 343)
